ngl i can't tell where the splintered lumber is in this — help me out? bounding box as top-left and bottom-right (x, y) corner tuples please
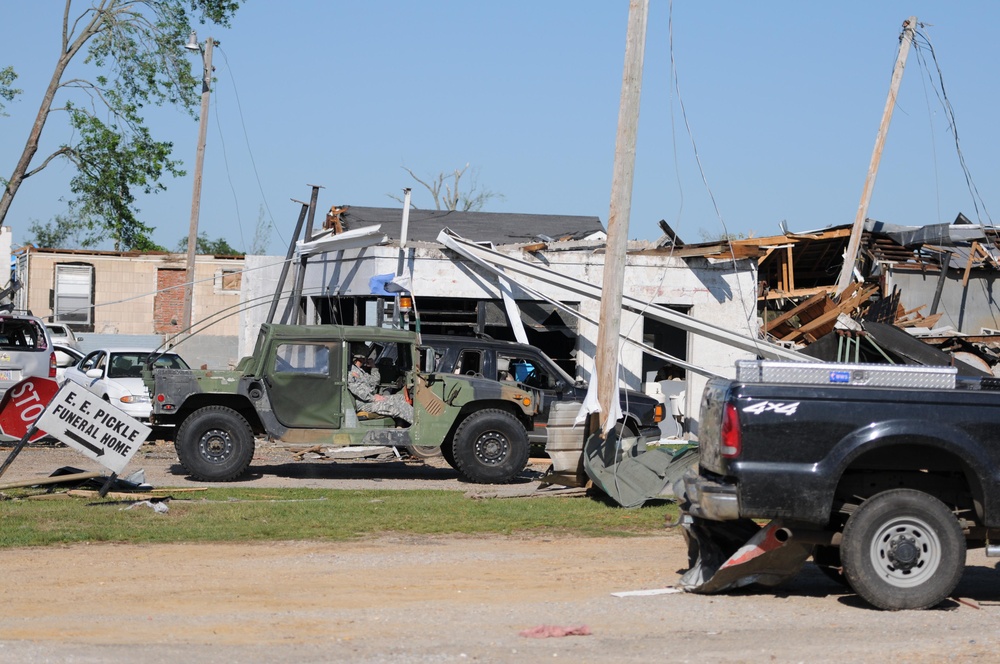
(0, 471), (103, 491)
(67, 489), (156, 501)
(762, 291), (828, 336)
(963, 241), (980, 287)
(780, 285), (878, 342)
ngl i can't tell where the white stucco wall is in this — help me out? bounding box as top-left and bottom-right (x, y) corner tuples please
(889, 267), (1000, 334)
(241, 242), (758, 424)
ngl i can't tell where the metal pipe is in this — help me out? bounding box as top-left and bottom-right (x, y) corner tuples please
(780, 528), (842, 547)
(287, 185), (322, 324)
(266, 201), (309, 325)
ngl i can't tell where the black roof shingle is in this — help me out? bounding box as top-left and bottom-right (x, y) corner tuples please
(333, 206), (605, 245)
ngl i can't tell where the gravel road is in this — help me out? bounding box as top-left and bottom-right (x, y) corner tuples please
(2, 440), (1000, 663)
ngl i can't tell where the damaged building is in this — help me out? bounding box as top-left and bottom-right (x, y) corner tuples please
(239, 205), (777, 433)
(681, 213), (1000, 376)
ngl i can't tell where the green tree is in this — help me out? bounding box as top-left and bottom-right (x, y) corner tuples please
(389, 164), (504, 211)
(176, 231), (241, 255)
(0, 0), (243, 250)
(0, 66), (21, 118)
(25, 214), (86, 249)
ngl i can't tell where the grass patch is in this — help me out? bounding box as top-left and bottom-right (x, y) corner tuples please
(0, 487), (679, 548)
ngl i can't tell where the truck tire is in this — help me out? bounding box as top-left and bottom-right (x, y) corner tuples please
(440, 439), (457, 469)
(840, 489), (965, 610)
(451, 409), (529, 484)
(175, 406), (256, 482)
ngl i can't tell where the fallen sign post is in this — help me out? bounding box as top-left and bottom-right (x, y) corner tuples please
(35, 382), (151, 497)
(0, 377), (61, 481)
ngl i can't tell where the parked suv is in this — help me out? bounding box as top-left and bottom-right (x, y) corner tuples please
(421, 334), (664, 445)
(0, 314), (56, 397)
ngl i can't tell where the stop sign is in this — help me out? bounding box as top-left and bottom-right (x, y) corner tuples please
(0, 377), (60, 442)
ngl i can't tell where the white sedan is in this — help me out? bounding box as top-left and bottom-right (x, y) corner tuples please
(63, 348), (189, 420)
(53, 343), (84, 385)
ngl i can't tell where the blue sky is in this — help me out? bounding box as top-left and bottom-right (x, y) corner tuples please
(2, 1), (999, 253)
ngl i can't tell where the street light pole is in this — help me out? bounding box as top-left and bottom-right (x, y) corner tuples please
(182, 32), (215, 334)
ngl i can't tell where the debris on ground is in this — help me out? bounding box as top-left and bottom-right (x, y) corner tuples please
(677, 517), (812, 593)
(124, 499), (169, 513)
(518, 624), (591, 638)
(288, 445), (398, 461)
(582, 432), (698, 508)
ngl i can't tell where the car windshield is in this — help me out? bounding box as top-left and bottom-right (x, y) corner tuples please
(0, 319), (48, 351)
(108, 352), (188, 379)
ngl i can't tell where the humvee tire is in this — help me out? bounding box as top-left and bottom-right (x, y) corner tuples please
(451, 409), (529, 484)
(175, 405), (255, 481)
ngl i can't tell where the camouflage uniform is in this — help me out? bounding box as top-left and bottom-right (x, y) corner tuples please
(348, 363), (413, 424)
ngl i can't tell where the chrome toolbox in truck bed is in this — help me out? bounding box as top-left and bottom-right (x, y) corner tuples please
(734, 360), (956, 389)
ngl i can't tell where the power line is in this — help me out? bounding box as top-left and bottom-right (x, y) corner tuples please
(216, 47), (285, 249)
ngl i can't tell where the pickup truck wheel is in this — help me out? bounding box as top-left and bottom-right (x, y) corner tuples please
(175, 406), (255, 482)
(841, 489), (965, 610)
(451, 409), (529, 484)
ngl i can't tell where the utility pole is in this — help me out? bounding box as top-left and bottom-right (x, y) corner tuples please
(594, 0), (648, 435)
(182, 34), (215, 333)
(835, 17), (917, 295)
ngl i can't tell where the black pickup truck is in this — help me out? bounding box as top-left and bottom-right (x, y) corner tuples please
(680, 360), (1000, 610)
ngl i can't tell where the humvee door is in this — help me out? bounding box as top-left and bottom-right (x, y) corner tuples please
(267, 341), (344, 428)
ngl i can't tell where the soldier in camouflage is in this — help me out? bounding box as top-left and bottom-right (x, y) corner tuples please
(348, 354), (414, 424)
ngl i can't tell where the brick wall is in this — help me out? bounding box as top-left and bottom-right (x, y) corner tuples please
(18, 249), (243, 338)
(154, 268), (185, 334)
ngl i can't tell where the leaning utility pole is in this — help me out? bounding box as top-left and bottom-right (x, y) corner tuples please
(594, 0), (649, 434)
(182, 34), (216, 334)
(835, 17), (917, 295)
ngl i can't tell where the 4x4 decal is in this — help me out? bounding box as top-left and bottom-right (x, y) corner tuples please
(742, 401), (800, 416)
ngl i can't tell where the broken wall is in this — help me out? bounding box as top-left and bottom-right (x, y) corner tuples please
(241, 243), (759, 424)
(888, 267), (1000, 334)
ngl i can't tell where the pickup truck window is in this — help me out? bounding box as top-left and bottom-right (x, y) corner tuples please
(274, 343), (329, 376)
(499, 353), (554, 389)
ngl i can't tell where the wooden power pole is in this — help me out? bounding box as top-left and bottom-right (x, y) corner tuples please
(594, 0), (649, 434)
(835, 17), (917, 295)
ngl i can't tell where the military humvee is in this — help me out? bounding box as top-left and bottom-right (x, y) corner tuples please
(144, 324), (540, 484)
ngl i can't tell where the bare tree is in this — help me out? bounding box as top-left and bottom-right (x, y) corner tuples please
(389, 164), (504, 211)
(249, 204), (272, 255)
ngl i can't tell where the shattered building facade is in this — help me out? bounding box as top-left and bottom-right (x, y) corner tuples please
(693, 213), (1000, 376)
(240, 206), (766, 431)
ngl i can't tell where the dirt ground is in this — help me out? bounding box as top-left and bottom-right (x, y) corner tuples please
(3, 441), (1000, 663)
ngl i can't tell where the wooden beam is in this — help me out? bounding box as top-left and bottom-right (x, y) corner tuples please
(762, 291), (829, 334)
(781, 286), (877, 341)
(0, 471), (103, 491)
(962, 241), (979, 288)
(786, 245), (795, 292)
(760, 286), (830, 301)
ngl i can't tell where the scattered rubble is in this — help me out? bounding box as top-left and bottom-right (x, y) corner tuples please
(665, 214), (1000, 374)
